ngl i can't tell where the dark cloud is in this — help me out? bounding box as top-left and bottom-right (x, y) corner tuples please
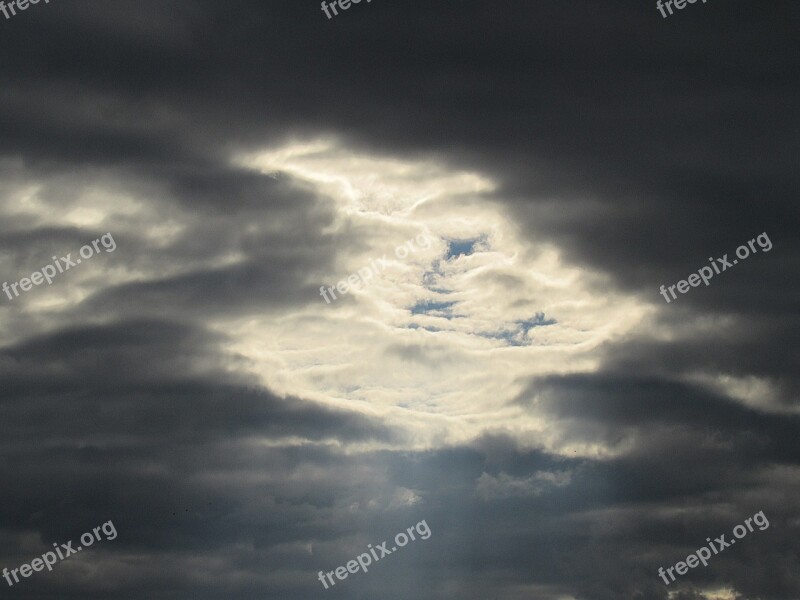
(0, 0), (798, 598)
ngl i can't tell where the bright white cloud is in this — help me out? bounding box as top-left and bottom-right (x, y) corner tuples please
(225, 140), (653, 454)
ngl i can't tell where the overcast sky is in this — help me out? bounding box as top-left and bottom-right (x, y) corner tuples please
(0, 1), (798, 599)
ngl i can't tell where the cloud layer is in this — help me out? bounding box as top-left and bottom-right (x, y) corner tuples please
(0, 1), (798, 598)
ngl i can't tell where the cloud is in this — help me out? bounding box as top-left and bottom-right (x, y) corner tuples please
(476, 470), (572, 500)
(0, 1), (798, 598)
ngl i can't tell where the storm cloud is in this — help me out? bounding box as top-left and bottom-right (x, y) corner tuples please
(0, 1), (798, 598)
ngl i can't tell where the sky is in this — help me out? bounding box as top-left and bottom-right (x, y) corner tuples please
(0, 1), (798, 599)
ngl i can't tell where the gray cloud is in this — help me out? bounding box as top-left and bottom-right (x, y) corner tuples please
(0, 1), (798, 598)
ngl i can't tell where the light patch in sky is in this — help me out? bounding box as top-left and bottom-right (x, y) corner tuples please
(687, 372), (796, 415)
(668, 589), (739, 600)
(225, 140), (652, 454)
(476, 470), (573, 500)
